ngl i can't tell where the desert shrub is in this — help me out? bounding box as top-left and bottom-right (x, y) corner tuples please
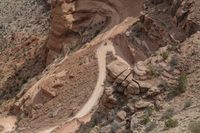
(176, 73), (187, 94)
(165, 118), (178, 129)
(140, 115), (151, 125)
(161, 51), (169, 60)
(129, 95), (140, 103)
(158, 80), (169, 91)
(148, 65), (162, 78)
(145, 121), (157, 132)
(189, 121), (200, 133)
(183, 99), (192, 109)
(145, 106), (154, 116)
(170, 56), (178, 67)
(168, 43), (178, 51)
(162, 108), (174, 119)
(141, 106), (155, 125)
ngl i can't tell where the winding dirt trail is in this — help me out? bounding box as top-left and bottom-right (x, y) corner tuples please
(14, 0), (143, 132)
(56, 40), (131, 133)
(41, 4), (141, 133)
(39, 42), (117, 133)
(75, 42), (116, 118)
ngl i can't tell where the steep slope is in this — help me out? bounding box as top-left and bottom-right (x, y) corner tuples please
(0, 0), (200, 133)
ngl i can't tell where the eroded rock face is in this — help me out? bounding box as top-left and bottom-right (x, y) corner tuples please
(46, 0), (144, 63)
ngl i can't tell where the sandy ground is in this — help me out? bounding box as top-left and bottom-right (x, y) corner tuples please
(0, 116), (17, 133)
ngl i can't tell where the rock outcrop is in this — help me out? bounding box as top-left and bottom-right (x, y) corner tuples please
(45, 0), (144, 63)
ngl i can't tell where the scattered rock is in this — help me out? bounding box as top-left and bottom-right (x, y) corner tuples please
(135, 100), (152, 109)
(111, 120), (126, 131)
(127, 103), (135, 113)
(108, 95), (117, 103)
(52, 82), (64, 88)
(147, 86), (161, 97)
(137, 81), (153, 93)
(134, 67), (145, 76)
(125, 81), (140, 95)
(69, 74), (74, 79)
(117, 110), (127, 120)
(41, 87), (57, 98)
(100, 125), (112, 133)
(133, 61), (148, 76)
(105, 86), (114, 96)
(130, 117), (139, 131)
(136, 61), (148, 72)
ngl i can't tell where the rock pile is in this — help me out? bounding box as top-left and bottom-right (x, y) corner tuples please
(79, 44), (182, 132)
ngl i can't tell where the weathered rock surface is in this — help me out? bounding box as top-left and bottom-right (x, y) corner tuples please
(115, 69), (132, 84)
(107, 60), (129, 79)
(147, 86), (161, 97)
(135, 100), (152, 109)
(117, 110), (127, 120)
(125, 81), (140, 95)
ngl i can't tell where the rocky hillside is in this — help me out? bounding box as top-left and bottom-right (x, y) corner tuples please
(0, 0), (200, 133)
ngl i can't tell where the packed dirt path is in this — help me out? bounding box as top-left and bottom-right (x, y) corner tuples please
(75, 42), (116, 118)
(75, 40), (129, 118)
(56, 40), (130, 133)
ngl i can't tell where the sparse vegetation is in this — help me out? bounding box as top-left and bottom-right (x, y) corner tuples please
(145, 106), (154, 116)
(164, 118), (178, 129)
(141, 107), (154, 125)
(170, 56), (178, 67)
(145, 121), (157, 132)
(148, 65), (162, 78)
(183, 99), (192, 109)
(189, 121), (200, 133)
(176, 73), (187, 94)
(162, 108), (174, 120)
(168, 43), (178, 51)
(140, 115), (151, 125)
(161, 51), (169, 60)
(129, 95), (140, 103)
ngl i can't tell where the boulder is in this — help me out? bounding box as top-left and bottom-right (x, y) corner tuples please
(127, 103), (135, 113)
(147, 86), (161, 97)
(115, 69), (132, 84)
(137, 80), (153, 93)
(107, 60), (129, 78)
(117, 110), (127, 120)
(136, 61), (148, 72)
(133, 63), (147, 76)
(121, 73), (134, 87)
(41, 87), (57, 98)
(108, 95), (117, 103)
(125, 81), (140, 95)
(135, 100), (151, 109)
(130, 117), (139, 132)
(105, 86), (114, 96)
